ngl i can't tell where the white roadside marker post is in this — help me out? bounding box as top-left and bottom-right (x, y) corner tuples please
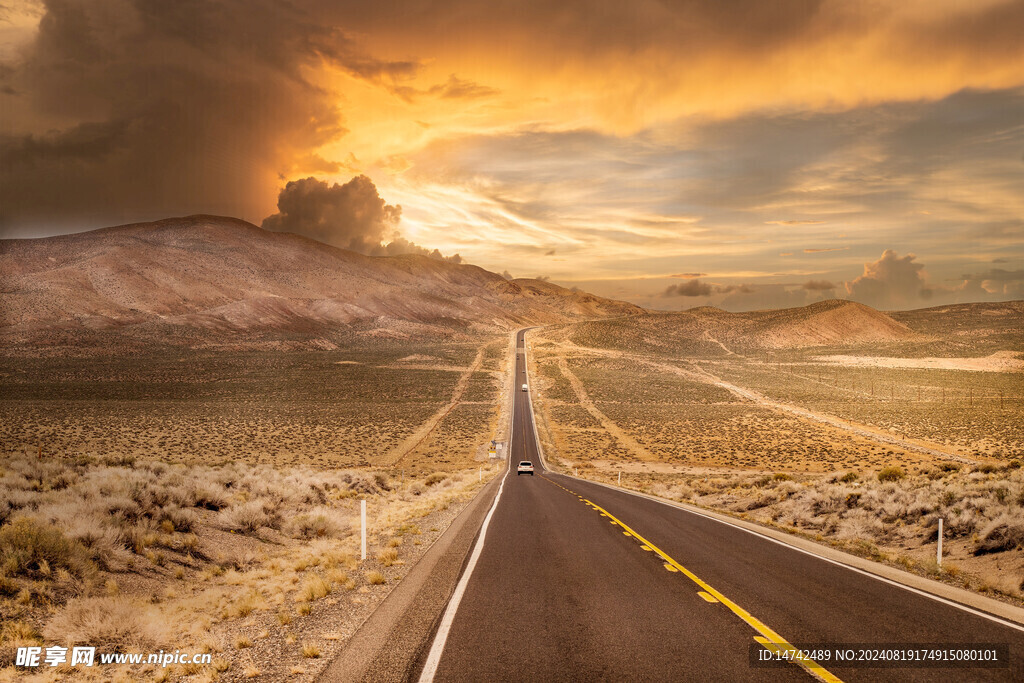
(937, 517), (943, 567)
(618, 470), (621, 486)
(361, 499), (367, 561)
(479, 467), (482, 483)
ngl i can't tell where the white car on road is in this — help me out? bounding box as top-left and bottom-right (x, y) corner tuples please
(517, 461), (534, 476)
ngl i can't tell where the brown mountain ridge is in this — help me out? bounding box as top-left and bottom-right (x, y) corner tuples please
(0, 215), (643, 349)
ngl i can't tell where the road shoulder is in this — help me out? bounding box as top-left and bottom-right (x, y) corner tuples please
(564, 474), (1024, 629)
(316, 472), (504, 682)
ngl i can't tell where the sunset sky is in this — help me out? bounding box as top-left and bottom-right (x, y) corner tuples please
(2, 0), (1022, 310)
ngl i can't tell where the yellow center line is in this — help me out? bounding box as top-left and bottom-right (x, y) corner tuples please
(579, 496), (842, 683)
(538, 476), (839, 680)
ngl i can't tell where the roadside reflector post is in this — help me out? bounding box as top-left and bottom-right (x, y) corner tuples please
(361, 499), (367, 561)
(937, 517), (943, 567)
(479, 467), (482, 483)
(618, 470), (621, 486)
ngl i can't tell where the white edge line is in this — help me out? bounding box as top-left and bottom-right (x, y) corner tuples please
(418, 331), (522, 681)
(570, 475), (1024, 635)
(522, 328), (1024, 634)
(418, 468), (509, 681)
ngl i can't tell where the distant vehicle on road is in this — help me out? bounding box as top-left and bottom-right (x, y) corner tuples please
(522, 383), (528, 392)
(517, 461), (534, 475)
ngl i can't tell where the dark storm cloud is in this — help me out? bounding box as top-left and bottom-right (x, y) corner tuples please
(915, 0), (1024, 63)
(262, 175), (460, 261)
(0, 0), (417, 234)
(329, 0), (833, 58)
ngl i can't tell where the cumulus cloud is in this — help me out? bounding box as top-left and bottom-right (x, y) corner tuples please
(803, 279), (837, 291)
(263, 176), (399, 251)
(262, 175), (459, 261)
(664, 279), (714, 297)
(845, 250), (930, 309)
(950, 268), (1024, 298)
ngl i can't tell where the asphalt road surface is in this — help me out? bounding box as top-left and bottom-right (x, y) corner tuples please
(415, 330), (1024, 682)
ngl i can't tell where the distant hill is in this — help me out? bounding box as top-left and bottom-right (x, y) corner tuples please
(546, 299), (928, 356)
(742, 299), (919, 348)
(0, 215), (644, 350)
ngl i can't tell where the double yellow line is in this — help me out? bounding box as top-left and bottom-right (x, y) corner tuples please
(543, 475), (841, 682)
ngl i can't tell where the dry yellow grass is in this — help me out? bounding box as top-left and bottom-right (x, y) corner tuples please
(377, 548), (399, 567)
(298, 574), (332, 603)
(0, 447), (497, 681)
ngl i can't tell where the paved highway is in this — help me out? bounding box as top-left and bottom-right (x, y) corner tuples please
(414, 330), (1024, 681)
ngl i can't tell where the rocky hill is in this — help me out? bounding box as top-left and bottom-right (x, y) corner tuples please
(0, 215), (644, 350)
